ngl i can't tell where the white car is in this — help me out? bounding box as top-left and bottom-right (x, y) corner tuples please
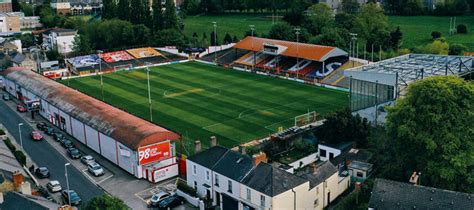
(87, 162), (104, 177)
(46, 180), (62, 193)
(149, 191), (171, 206)
(80, 155), (95, 165)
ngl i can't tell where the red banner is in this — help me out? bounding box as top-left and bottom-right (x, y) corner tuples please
(138, 142), (171, 165)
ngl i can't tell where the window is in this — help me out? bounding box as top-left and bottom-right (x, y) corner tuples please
(314, 199), (319, 207)
(193, 165), (196, 175)
(227, 180), (232, 193)
(320, 149), (327, 157)
(356, 171), (364, 178)
(215, 174), (219, 186)
(260, 195), (265, 207)
(246, 188), (251, 200)
(206, 171), (210, 181)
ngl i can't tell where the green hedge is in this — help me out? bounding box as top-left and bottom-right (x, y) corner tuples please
(13, 150), (26, 166)
(4, 138), (16, 152)
(177, 179), (197, 197)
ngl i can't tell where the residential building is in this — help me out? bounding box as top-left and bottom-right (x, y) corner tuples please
(0, 0), (12, 13)
(51, 0), (71, 15)
(347, 160), (373, 181)
(0, 13), (19, 33)
(186, 145), (350, 210)
(0, 191), (61, 210)
(318, 142), (353, 161)
(369, 178), (474, 209)
(42, 29), (76, 54)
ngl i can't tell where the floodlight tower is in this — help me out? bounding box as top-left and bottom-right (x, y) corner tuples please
(212, 21), (217, 63)
(349, 33), (358, 67)
(145, 62), (153, 122)
(295, 27), (301, 79)
(97, 50), (104, 101)
(249, 25), (255, 70)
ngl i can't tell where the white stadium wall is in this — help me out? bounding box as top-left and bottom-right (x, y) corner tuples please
(99, 133), (118, 164)
(84, 124), (100, 154)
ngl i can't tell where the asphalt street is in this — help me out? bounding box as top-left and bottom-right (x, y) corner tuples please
(0, 100), (104, 205)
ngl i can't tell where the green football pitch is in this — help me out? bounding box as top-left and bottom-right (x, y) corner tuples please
(62, 62), (348, 150)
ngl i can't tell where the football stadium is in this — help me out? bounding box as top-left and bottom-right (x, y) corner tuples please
(62, 61), (349, 149)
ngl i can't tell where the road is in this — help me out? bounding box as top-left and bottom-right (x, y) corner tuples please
(0, 100), (104, 204)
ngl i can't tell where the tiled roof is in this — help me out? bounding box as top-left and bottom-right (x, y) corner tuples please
(369, 178), (474, 210)
(302, 161), (338, 189)
(1, 68), (180, 150)
(0, 191), (60, 210)
(242, 162), (307, 197)
(188, 146), (228, 169)
(213, 150), (255, 182)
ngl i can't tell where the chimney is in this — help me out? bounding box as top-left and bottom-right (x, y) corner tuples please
(309, 163), (317, 173)
(253, 152), (267, 166)
(20, 181), (31, 195)
(409, 171), (419, 185)
(194, 140), (201, 153)
(12, 171), (23, 191)
(238, 145), (246, 155)
(210, 136), (217, 147)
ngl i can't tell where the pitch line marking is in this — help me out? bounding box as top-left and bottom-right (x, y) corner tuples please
(164, 88), (204, 98)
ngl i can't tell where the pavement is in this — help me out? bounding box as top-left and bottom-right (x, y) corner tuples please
(0, 90), (197, 210)
(0, 99), (104, 205)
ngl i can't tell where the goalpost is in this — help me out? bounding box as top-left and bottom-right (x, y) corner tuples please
(113, 64), (134, 72)
(294, 111), (318, 127)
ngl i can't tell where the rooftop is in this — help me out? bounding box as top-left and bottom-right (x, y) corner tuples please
(0, 191), (61, 210)
(213, 150), (255, 182)
(300, 161), (338, 189)
(233, 36), (347, 62)
(187, 146), (228, 169)
(348, 160), (373, 171)
(241, 162), (308, 197)
(1, 68), (180, 150)
(369, 178), (474, 210)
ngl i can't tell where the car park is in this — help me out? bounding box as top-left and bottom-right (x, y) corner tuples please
(80, 155), (95, 165)
(2, 93), (11, 101)
(87, 162), (104, 177)
(61, 139), (74, 148)
(31, 131), (43, 141)
(67, 147), (81, 159)
(157, 195), (183, 209)
(16, 104), (27, 112)
(148, 191), (171, 207)
(35, 167), (50, 178)
(36, 122), (48, 131)
(62, 190), (81, 206)
(46, 180), (62, 193)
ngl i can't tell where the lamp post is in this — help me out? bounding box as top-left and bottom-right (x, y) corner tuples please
(18, 123), (23, 150)
(295, 27), (301, 79)
(145, 62), (153, 122)
(64, 163), (71, 206)
(97, 50), (104, 101)
(349, 33), (358, 67)
(212, 21), (217, 63)
(249, 25), (255, 69)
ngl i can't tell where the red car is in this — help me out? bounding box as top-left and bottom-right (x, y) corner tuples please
(31, 131), (43, 141)
(16, 104), (27, 112)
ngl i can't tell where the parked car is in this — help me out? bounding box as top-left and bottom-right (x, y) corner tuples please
(67, 147), (81, 159)
(87, 162), (104, 177)
(16, 104), (27, 112)
(158, 195), (183, 209)
(45, 127), (55, 136)
(36, 122), (48, 131)
(31, 131), (43, 141)
(80, 155), (95, 165)
(61, 139), (74, 148)
(148, 191), (171, 207)
(46, 180), (62, 193)
(62, 190), (81, 206)
(2, 93), (11, 101)
(35, 167), (50, 178)
(53, 132), (64, 141)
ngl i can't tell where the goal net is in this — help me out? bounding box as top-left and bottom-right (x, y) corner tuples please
(294, 111), (318, 127)
(114, 64), (133, 72)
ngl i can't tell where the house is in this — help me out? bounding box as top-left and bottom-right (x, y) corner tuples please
(42, 29), (76, 54)
(50, 0), (71, 15)
(0, 0), (12, 13)
(368, 178), (474, 209)
(347, 160), (372, 181)
(186, 143), (350, 210)
(0, 13), (20, 33)
(0, 191), (61, 210)
(318, 142), (354, 161)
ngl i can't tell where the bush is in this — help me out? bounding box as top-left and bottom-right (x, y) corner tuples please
(14, 150), (26, 166)
(177, 179), (197, 197)
(0, 129), (5, 135)
(4, 138), (16, 151)
(457, 24), (468, 34)
(449, 43), (467, 55)
(431, 31), (442, 39)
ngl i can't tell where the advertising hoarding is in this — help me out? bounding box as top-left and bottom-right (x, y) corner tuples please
(138, 141), (171, 165)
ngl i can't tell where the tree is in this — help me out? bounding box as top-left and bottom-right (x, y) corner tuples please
(72, 34), (92, 55)
(422, 39), (449, 55)
(389, 26), (403, 50)
(315, 108), (370, 148)
(117, 0), (131, 21)
(457, 24), (468, 34)
(16, 34), (35, 48)
(335, 13), (356, 31)
(153, 29), (184, 47)
(163, 0), (178, 29)
(309, 28), (347, 47)
(268, 22), (295, 41)
(183, 0), (201, 15)
(85, 194), (128, 210)
(342, 0), (360, 13)
(386, 76), (474, 193)
(12, 0), (20, 12)
(223, 33), (233, 44)
(210, 31), (218, 46)
(152, 0), (163, 32)
(448, 43), (467, 55)
(355, 3), (391, 50)
(19, 3), (33, 16)
(102, 0), (116, 19)
(304, 3), (333, 35)
(431, 31), (442, 40)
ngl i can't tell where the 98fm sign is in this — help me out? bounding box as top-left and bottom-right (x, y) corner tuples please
(138, 142), (171, 165)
